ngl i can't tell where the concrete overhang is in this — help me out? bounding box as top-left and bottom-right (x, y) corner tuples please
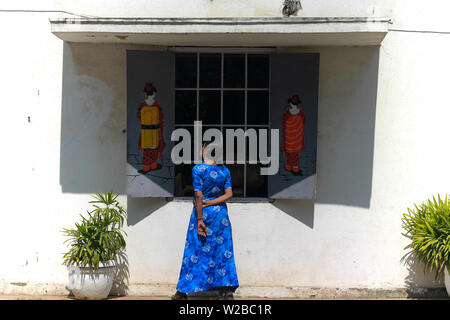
(50, 17), (391, 46)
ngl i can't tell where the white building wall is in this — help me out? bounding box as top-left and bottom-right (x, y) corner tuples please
(0, 0), (449, 296)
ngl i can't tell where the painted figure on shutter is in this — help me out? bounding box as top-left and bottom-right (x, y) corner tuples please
(281, 94), (306, 176)
(137, 82), (166, 174)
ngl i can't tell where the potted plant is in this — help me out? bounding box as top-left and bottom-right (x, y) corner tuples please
(402, 194), (450, 296)
(62, 190), (127, 300)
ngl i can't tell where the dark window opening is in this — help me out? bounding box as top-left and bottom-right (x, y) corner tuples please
(174, 51), (270, 198)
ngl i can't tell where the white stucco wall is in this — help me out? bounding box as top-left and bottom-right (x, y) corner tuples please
(0, 1), (449, 296)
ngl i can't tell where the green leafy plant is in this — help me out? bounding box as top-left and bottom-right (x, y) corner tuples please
(62, 190), (127, 268)
(402, 194), (450, 279)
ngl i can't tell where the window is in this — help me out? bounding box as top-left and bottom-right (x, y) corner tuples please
(174, 51), (270, 199)
(127, 50), (318, 199)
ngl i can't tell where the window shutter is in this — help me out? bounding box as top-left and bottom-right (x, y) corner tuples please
(268, 53), (319, 199)
(126, 50), (175, 197)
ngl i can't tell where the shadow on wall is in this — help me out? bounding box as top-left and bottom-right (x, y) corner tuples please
(59, 42), (127, 195)
(126, 196), (167, 226)
(314, 46), (380, 209)
(110, 251), (130, 296)
(272, 199), (314, 229)
(59, 43), (380, 231)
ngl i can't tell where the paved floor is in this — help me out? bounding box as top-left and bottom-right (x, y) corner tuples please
(0, 295), (302, 300)
(0, 295), (166, 300)
(0, 295), (422, 300)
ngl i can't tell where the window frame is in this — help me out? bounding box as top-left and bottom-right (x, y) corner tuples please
(172, 47), (274, 201)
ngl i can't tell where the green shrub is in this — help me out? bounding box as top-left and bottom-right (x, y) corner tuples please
(402, 194), (450, 279)
(62, 190), (127, 268)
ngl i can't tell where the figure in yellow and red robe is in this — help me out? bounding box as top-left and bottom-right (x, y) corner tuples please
(281, 94), (306, 176)
(137, 82), (166, 174)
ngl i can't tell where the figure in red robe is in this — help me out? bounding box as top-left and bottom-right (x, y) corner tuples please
(137, 82), (165, 174)
(281, 94), (306, 175)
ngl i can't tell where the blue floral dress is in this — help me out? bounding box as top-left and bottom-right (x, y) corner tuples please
(176, 164), (239, 293)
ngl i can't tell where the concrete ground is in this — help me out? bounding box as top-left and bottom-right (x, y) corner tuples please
(0, 295), (430, 300)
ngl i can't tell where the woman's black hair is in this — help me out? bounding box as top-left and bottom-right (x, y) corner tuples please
(143, 82), (157, 95)
(288, 94), (301, 105)
(202, 140), (214, 148)
(202, 139), (224, 166)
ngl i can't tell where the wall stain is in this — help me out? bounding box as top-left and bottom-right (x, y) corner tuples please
(61, 75), (114, 149)
(10, 282), (27, 286)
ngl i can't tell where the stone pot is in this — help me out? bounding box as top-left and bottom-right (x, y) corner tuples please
(67, 261), (116, 300)
(445, 267), (450, 297)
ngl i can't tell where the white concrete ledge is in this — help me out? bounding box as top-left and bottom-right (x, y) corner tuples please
(50, 17), (391, 46)
(1, 282), (446, 299)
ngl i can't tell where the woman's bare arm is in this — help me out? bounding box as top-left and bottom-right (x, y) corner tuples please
(195, 190), (207, 236)
(203, 188), (233, 207)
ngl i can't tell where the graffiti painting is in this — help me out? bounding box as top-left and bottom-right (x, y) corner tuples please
(137, 82), (166, 174)
(281, 94), (306, 176)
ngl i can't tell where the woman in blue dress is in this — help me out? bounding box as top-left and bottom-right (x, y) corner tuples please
(172, 142), (239, 300)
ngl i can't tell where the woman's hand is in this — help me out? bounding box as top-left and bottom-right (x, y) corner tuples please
(197, 219), (207, 237)
(202, 189), (233, 207)
(202, 200), (212, 208)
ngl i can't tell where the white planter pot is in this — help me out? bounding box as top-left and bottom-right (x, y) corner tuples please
(67, 261), (116, 300)
(445, 268), (450, 297)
